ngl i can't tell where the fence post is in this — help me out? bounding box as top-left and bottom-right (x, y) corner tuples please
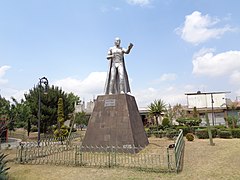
(79, 146), (83, 165)
(108, 146), (111, 168)
(19, 142), (23, 163)
(113, 147), (116, 166)
(167, 147), (171, 171)
(74, 145), (77, 166)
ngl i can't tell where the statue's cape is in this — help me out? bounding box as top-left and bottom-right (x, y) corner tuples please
(104, 57), (131, 94)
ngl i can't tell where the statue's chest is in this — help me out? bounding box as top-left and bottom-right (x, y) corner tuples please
(112, 48), (123, 55)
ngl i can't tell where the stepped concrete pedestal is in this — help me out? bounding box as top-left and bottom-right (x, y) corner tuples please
(82, 94), (149, 152)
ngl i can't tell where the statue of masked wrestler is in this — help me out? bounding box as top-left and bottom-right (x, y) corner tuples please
(104, 37), (134, 95)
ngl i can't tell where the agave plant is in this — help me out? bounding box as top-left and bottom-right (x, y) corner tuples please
(0, 152), (10, 180)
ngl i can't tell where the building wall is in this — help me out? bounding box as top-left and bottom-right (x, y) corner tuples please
(187, 93), (226, 108)
(199, 112), (226, 126)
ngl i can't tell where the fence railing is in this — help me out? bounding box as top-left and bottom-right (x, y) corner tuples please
(16, 130), (185, 173)
(173, 129), (185, 172)
(8, 131), (80, 142)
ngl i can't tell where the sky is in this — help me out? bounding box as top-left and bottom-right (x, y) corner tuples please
(1, 0), (240, 107)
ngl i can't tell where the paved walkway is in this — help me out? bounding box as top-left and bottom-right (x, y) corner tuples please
(0, 138), (22, 149)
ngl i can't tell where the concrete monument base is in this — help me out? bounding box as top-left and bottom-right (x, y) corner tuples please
(82, 94), (149, 153)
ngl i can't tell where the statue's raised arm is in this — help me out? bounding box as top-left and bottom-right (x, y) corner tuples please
(124, 43), (134, 54)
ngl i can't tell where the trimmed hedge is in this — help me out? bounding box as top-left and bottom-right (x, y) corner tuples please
(186, 133), (194, 141)
(175, 126), (190, 136)
(191, 126), (207, 134)
(152, 130), (167, 138)
(195, 128), (217, 139)
(148, 125), (164, 131)
(219, 131), (232, 139)
(166, 129), (178, 139)
(214, 125), (227, 129)
(231, 128), (240, 138)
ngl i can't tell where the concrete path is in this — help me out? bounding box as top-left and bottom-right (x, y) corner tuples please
(0, 138), (22, 149)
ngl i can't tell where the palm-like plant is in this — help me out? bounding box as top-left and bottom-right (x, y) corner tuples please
(0, 152), (10, 180)
(148, 99), (167, 127)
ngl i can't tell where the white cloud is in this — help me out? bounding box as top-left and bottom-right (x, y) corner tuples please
(0, 65), (11, 84)
(126, 0), (151, 6)
(176, 11), (233, 45)
(1, 88), (27, 102)
(54, 72), (182, 107)
(100, 6), (121, 13)
(230, 71), (240, 84)
(192, 49), (240, 77)
(133, 86), (187, 107)
(54, 72), (107, 101)
(159, 73), (177, 81)
(151, 73), (177, 85)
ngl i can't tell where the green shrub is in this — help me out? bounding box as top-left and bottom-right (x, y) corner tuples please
(31, 126), (38, 132)
(175, 126), (190, 136)
(176, 117), (202, 126)
(192, 126), (206, 129)
(166, 129), (178, 139)
(231, 128), (240, 138)
(0, 152), (10, 179)
(214, 125), (227, 129)
(149, 125), (164, 131)
(186, 133), (194, 141)
(16, 121), (25, 128)
(191, 126), (200, 132)
(219, 131), (232, 139)
(54, 126), (69, 138)
(152, 130), (166, 138)
(162, 117), (170, 127)
(146, 129), (152, 137)
(226, 115), (238, 128)
(195, 129), (208, 139)
(211, 128), (218, 138)
(195, 128), (217, 139)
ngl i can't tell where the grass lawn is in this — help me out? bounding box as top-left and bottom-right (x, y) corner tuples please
(4, 137), (240, 180)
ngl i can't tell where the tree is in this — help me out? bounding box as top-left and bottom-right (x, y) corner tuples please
(193, 106), (199, 118)
(165, 104), (174, 125)
(0, 96), (10, 145)
(24, 85), (75, 134)
(226, 115), (238, 129)
(8, 104), (15, 131)
(67, 92), (80, 114)
(0, 96), (10, 117)
(226, 101), (239, 128)
(148, 99), (167, 127)
(172, 103), (186, 119)
(205, 112), (215, 146)
(10, 98), (32, 134)
(54, 98), (69, 138)
(75, 112), (89, 130)
(66, 93), (80, 127)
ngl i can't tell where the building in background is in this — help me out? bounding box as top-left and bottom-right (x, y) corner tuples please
(75, 91), (240, 127)
(75, 99), (95, 116)
(184, 91), (231, 126)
